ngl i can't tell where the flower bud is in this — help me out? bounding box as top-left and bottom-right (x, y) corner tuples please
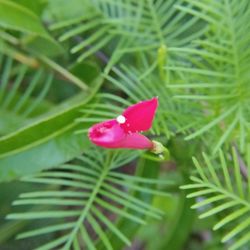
(151, 140), (170, 160)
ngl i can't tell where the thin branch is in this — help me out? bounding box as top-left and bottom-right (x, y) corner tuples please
(233, 144), (248, 181)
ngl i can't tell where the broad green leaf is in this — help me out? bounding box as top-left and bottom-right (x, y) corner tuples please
(0, 128), (90, 181)
(0, 0), (48, 36)
(0, 110), (27, 135)
(0, 76), (102, 181)
(0, 0), (63, 55)
(11, 0), (46, 16)
(0, 77), (101, 157)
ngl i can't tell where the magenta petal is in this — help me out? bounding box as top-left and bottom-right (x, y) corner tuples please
(88, 119), (126, 148)
(118, 133), (153, 149)
(121, 97), (158, 133)
(88, 98), (158, 150)
(88, 119), (153, 149)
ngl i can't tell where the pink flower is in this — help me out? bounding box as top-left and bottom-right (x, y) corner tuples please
(88, 97), (158, 149)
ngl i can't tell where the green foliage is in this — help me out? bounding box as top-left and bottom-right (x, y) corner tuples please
(168, 0), (250, 153)
(0, 0), (250, 249)
(0, 53), (102, 181)
(7, 148), (169, 249)
(181, 147), (250, 249)
(48, 0), (205, 70)
(0, 0), (62, 56)
(0, 55), (53, 134)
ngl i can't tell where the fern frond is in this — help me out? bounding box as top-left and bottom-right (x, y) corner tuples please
(7, 148), (170, 249)
(49, 0), (205, 66)
(181, 147), (250, 250)
(168, 0), (250, 153)
(49, 0), (127, 63)
(0, 55), (53, 134)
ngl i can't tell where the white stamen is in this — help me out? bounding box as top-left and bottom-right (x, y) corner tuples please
(116, 115), (126, 124)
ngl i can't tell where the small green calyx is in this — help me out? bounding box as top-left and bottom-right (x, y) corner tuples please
(151, 140), (170, 160)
